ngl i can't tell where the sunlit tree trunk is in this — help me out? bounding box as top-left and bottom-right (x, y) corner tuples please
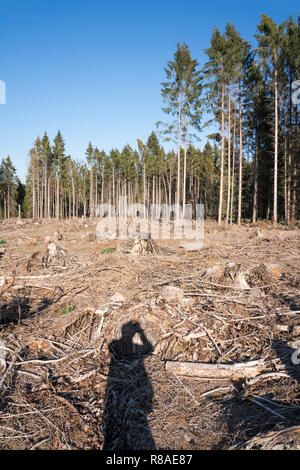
(218, 79), (225, 225)
(230, 101), (236, 224)
(226, 83), (231, 225)
(252, 128), (258, 224)
(183, 110), (188, 218)
(273, 51), (278, 225)
(177, 88), (182, 218)
(237, 79), (243, 225)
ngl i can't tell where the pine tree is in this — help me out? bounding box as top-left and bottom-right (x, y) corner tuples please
(256, 14), (286, 225)
(41, 132), (52, 218)
(0, 157), (18, 218)
(52, 131), (65, 219)
(204, 29), (228, 224)
(161, 43), (191, 215)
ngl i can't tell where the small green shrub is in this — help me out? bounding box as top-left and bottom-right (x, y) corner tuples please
(101, 247), (116, 254)
(56, 306), (73, 315)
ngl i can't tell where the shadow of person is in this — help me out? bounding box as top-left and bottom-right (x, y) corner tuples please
(102, 321), (155, 450)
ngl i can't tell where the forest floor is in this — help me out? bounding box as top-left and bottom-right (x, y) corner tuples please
(0, 217), (299, 450)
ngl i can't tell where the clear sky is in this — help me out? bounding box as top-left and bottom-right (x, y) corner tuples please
(0, 0), (299, 182)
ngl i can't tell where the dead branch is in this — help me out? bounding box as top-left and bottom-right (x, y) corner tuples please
(0, 270), (16, 297)
(0, 348), (22, 392)
(165, 360), (266, 379)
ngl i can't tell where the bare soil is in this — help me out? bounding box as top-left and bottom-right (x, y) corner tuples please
(0, 218), (299, 450)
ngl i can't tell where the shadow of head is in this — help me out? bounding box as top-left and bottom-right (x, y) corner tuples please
(109, 321), (153, 360)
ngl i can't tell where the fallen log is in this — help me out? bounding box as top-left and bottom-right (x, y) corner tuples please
(165, 360), (265, 379)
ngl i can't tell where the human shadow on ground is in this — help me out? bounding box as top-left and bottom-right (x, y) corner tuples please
(102, 321), (155, 450)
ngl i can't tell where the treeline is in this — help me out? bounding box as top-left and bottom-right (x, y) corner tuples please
(23, 131), (220, 219)
(2, 13), (300, 223)
(0, 156), (24, 219)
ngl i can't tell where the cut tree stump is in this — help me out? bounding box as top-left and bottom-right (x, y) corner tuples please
(130, 236), (156, 255)
(43, 242), (66, 267)
(165, 360), (266, 379)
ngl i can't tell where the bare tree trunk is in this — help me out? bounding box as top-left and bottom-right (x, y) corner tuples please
(7, 187), (10, 219)
(291, 162), (297, 222)
(56, 175), (60, 220)
(72, 174), (75, 218)
(37, 170), (40, 218)
(287, 148), (291, 225)
(158, 174), (161, 207)
(162, 174), (168, 205)
(226, 83), (231, 225)
(143, 162), (146, 215)
(152, 175), (155, 205)
(83, 175), (86, 219)
(237, 79), (243, 225)
(273, 58), (278, 225)
(230, 101), (236, 225)
(32, 171), (36, 218)
(252, 128), (258, 224)
(291, 106), (298, 223)
(101, 167), (104, 205)
(218, 79), (225, 225)
(94, 170), (97, 216)
(47, 178), (51, 218)
(183, 110), (188, 218)
(169, 172), (172, 207)
(284, 111), (288, 225)
(112, 167), (115, 211)
(177, 88), (182, 218)
(287, 78), (293, 225)
(40, 173), (43, 218)
(90, 167), (94, 218)
(44, 160), (48, 218)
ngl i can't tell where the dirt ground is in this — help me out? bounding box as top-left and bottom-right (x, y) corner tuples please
(0, 217), (299, 450)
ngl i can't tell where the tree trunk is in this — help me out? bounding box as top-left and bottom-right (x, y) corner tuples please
(252, 128), (258, 224)
(56, 175), (60, 220)
(32, 170), (36, 218)
(177, 88), (182, 218)
(47, 178), (51, 218)
(90, 167), (94, 217)
(237, 78), (243, 225)
(230, 102), (236, 224)
(226, 83), (231, 225)
(273, 56), (278, 225)
(7, 187), (10, 219)
(218, 78), (225, 225)
(183, 110), (188, 218)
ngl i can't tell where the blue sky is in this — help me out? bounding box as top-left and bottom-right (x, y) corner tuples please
(0, 0), (298, 182)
